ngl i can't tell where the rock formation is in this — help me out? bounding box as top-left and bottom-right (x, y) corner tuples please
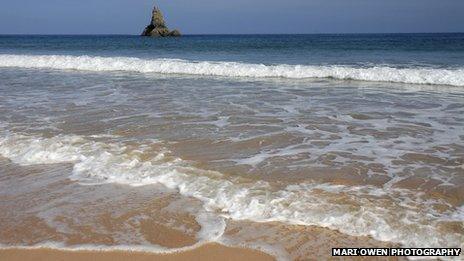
(141, 5), (181, 37)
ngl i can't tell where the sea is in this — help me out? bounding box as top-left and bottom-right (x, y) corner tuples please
(0, 34), (463, 259)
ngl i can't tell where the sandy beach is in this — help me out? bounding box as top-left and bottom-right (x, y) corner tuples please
(0, 243), (274, 261)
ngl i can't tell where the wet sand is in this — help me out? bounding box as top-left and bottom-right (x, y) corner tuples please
(0, 243), (274, 261)
(0, 68), (463, 258)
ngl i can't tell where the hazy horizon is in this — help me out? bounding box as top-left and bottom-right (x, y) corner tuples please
(1, 32), (464, 36)
(1, 0), (463, 35)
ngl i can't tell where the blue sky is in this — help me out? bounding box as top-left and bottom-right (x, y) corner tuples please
(1, 0), (463, 34)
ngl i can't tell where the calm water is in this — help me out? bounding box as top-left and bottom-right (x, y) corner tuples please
(1, 34), (464, 67)
(0, 34), (463, 259)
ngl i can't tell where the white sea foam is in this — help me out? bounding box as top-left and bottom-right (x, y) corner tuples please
(0, 241), (207, 255)
(0, 54), (463, 86)
(0, 241), (286, 261)
(0, 134), (463, 251)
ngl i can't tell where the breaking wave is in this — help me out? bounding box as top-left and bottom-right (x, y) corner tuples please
(0, 133), (462, 250)
(0, 54), (463, 86)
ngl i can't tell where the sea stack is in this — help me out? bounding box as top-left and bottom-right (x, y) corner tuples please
(141, 4), (181, 37)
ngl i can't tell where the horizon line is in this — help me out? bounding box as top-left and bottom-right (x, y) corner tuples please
(0, 32), (463, 36)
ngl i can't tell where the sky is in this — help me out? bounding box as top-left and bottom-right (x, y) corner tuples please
(0, 0), (463, 35)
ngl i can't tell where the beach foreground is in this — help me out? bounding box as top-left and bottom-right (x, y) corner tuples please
(0, 244), (274, 261)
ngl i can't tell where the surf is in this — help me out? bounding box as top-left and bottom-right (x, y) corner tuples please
(0, 54), (463, 86)
(0, 133), (462, 251)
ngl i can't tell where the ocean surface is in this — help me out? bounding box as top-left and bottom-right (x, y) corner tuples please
(0, 34), (463, 259)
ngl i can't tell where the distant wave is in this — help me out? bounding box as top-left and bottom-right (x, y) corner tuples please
(0, 54), (463, 86)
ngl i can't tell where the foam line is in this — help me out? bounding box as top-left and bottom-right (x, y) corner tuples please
(0, 54), (463, 86)
(0, 134), (463, 251)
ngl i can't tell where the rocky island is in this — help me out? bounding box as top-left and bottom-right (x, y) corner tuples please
(141, 4), (181, 37)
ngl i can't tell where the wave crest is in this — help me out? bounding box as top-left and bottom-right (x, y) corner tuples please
(0, 54), (463, 86)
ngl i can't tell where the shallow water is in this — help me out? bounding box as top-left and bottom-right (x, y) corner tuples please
(0, 34), (463, 259)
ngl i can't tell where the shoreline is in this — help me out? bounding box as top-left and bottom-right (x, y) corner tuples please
(0, 243), (275, 261)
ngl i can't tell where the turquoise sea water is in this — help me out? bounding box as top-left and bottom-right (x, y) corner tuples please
(1, 34), (464, 86)
(1, 34), (464, 66)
